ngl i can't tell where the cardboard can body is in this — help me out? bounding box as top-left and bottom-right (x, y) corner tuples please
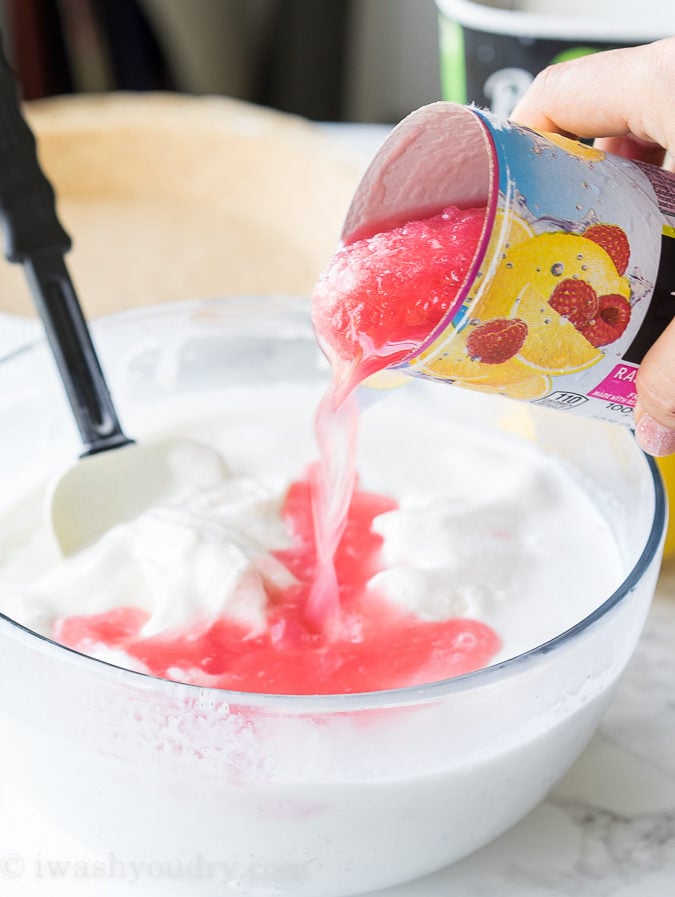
(343, 103), (675, 426)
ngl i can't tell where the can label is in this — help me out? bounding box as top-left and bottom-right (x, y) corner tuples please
(407, 114), (675, 425)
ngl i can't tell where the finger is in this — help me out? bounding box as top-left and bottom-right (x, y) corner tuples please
(593, 135), (666, 167)
(511, 39), (675, 152)
(634, 318), (675, 456)
(634, 408), (675, 457)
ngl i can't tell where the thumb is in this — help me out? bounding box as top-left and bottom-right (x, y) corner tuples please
(634, 317), (675, 456)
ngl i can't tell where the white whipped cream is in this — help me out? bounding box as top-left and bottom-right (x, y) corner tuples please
(369, 460), (620, 660)
(0, 476), (293, 640)
(0, 381), (625, 668)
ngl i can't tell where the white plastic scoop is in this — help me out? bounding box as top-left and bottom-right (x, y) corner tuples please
(47, 439), (228, 556)
(0, 38), (226, 555)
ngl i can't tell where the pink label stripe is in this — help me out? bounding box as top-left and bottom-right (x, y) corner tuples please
(589, 363), (638, 407)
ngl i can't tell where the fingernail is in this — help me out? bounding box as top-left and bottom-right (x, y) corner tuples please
(635, 413), (675, 456)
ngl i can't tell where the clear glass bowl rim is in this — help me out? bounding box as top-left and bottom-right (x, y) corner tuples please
(0, 296), (665, 712)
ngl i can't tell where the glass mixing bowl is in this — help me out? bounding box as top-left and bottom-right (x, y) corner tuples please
(0, 298), (665, 897)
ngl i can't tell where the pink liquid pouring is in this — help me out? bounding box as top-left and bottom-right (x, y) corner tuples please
(307, 205), (486, 628)
(54, 205), (496, 695)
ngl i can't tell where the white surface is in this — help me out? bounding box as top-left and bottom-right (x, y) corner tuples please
(0, 125), (673, 896)
(0, 314), (40, 355)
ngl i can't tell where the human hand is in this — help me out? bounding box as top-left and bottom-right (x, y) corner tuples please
(512, 37), (675, 455)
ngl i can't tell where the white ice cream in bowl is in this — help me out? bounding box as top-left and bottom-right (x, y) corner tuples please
(0, 297), (665, 897)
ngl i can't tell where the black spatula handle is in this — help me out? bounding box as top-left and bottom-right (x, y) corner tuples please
(0, 35), (132, 456)
(0, 54), (71, 260)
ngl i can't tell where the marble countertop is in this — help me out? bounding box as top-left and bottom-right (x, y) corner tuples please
(375, 567), (675, 897)
(0, 124), (673, 896)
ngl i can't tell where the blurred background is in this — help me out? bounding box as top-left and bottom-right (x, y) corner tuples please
(0, 0), (671, 320)
(0, 0), (443, 123)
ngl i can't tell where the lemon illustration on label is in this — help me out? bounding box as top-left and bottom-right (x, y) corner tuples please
(462, 372), (552, 401)
(512, 284), (603, 374)
(543, 131), (606, 163)
(416, 317), (548, 396)
(415, 206), (634, 404)
(483, 232), (630, 313)
(493, 208), (534, 249)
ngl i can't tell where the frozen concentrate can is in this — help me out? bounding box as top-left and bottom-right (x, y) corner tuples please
(342, 102), (675, 425)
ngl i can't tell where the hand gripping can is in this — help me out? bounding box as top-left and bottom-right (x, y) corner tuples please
(342, 102), (675, 425)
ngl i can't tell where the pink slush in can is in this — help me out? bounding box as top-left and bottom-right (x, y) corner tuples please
(342, 102), (675, 425)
